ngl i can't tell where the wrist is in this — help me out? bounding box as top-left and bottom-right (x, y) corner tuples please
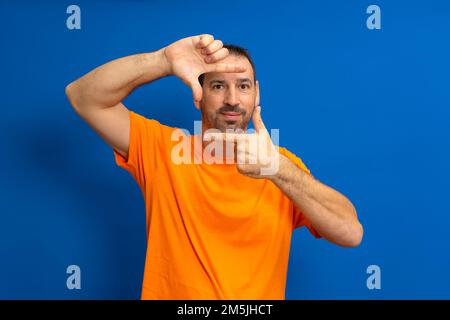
(266, 153), (288, 183)
(158, 47), (173, 77)
(141, 48), (172, 78)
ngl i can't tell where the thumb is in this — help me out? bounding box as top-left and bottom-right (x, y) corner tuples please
(189, 79), (203, 107)
(252, 106), (266, 131)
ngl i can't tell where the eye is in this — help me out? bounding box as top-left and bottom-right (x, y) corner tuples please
(240, 84), (250, 90)
(212, 84), (224, 90)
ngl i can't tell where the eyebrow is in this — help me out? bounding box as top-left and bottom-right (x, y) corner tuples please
(209, 78), (253, 85)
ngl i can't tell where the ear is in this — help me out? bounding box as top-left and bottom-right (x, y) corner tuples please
(255, 80), (260, 107)
(194, 100), (201, 110)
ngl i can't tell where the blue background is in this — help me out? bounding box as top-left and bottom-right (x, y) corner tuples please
(1, 0), (449, 299)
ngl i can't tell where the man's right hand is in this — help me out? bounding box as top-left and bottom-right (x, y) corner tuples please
(66, 34), (243, 159)
(163, 34), (247, 109)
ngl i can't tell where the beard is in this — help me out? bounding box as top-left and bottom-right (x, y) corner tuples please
(201, 104), (252, 132)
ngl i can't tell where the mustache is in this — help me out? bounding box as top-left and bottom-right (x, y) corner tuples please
(217, 105), (246, 114)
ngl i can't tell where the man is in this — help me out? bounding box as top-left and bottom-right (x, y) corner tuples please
(66, 34), (363, 300)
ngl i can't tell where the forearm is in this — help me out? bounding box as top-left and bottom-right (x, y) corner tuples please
(66, 48), (171, 112)
(270, 154), (363, 247)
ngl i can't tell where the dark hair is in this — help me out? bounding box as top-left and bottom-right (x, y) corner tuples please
(198, 44), (256, 86)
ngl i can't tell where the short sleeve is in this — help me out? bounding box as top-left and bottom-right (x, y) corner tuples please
(278, 147), (322, 239)
(113, 110), (165, 190)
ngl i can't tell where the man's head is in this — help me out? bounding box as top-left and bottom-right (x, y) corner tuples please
(198, 45), (260, 132)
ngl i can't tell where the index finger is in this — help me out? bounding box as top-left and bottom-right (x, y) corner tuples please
(206, 63), (247, 73)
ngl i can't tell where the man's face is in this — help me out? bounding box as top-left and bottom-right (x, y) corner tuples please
(200, 55), (260, 132)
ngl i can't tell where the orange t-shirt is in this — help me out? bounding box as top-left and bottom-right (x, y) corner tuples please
(113, 111), (321, 300)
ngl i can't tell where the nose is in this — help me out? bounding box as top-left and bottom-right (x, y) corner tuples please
(223, 86), (240, 107)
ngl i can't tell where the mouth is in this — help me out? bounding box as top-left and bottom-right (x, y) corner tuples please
(220, 111), (242, 121)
